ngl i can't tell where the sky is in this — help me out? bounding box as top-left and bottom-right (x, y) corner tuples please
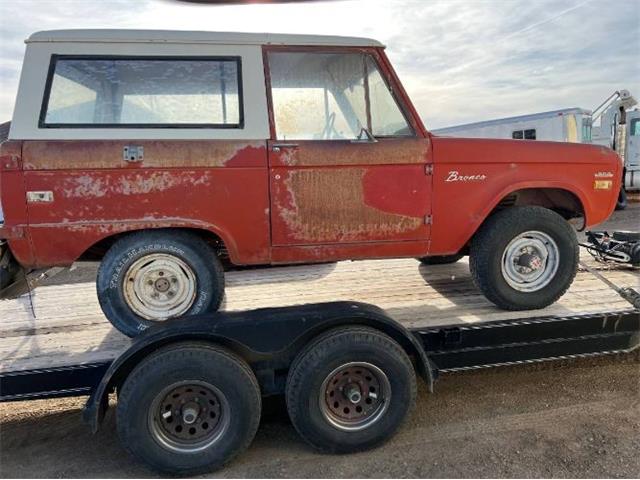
(0, 0), (638, 129)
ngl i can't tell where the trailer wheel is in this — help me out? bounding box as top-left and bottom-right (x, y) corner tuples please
(97, 230), (225, 337)
(418, 254), (464, 265)
(285, 326), (416, 453)
(116, 342), (261, 475)
(470, 206), (578, 310)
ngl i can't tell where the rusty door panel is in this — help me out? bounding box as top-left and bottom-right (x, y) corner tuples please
(21, 140), (271, 267)
(268, 137), (429, 167)
(22, 140), (266, 170)
(270, 164), (429, 245)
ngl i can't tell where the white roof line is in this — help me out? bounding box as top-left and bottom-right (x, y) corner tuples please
(27, 29), (384, 48)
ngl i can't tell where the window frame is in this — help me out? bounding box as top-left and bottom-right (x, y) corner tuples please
(262, 46), (417, 141)
(38, 54), (245, 129)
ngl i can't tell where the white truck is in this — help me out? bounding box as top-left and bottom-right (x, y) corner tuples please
(432, 90), (640, 208)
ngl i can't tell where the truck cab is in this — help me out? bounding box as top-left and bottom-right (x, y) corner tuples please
(0, 30), (621, 336)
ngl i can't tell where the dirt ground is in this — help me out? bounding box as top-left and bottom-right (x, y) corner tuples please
(1, 203), (639, 478)
(1, 354), (639, 478)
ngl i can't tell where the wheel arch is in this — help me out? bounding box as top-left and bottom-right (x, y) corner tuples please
(78, 225), (234, 264)
(488, 187), (586, 226)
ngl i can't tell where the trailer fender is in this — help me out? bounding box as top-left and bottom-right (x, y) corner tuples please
(83, 301), (434, 433)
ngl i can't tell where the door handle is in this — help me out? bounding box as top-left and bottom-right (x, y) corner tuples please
(271, 143), (299, 152)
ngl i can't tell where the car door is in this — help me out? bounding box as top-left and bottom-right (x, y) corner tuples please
(264, 47), (432, 257)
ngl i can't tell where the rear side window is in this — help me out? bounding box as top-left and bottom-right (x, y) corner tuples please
(40, 56), (243, 128)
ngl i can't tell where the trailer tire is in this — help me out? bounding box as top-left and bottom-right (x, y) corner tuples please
(116, 342), (261, 475)
(285, 326), (416, 453)
(418, 254), (464, 265)
(470, 206), (578, 310)
(97, 230), (225, 337)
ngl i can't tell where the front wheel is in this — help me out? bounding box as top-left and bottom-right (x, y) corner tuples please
(97, 230), (225, 337)
(469, 206), (578, 310)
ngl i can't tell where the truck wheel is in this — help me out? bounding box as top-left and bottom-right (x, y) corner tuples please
(116, 342), (261, 475)
(418, 254), (464, 265)
(285, 326), (416, 453)
(97, 230), (224, 337)
(469, 206), (578, 310)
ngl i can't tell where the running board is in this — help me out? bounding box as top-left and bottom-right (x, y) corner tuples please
(418, 310), (640, 372)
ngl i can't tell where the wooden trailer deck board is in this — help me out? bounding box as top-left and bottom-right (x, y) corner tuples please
(1, 254), (638, 372)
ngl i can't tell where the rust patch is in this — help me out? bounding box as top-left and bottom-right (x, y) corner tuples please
(22, 140), (266, 170)
(269, 138), (429, 167)
(274, 168), (422, 244)
(59, 171), (212, 199)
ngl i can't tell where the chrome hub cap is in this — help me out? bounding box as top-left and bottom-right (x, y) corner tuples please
(149, 381), (229, 453)
(123, 253), (197, 320)
(501, 231), (560, 292)
(319, 362), (390, 432)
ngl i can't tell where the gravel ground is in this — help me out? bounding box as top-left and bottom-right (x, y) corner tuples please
(1, 203), (639, 478)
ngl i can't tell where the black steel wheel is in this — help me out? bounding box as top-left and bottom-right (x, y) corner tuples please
(116, 342), (260, 475)
(285, 326), (416, 453)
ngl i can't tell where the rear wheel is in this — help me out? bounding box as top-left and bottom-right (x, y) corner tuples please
(116, 343), (261, 475)
(469, 206), (578, 310)
(97, 230), (225, 337)
(285, 326), (416, 453)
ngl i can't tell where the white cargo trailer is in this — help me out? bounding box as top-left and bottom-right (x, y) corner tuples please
(432, 108), (592, 143)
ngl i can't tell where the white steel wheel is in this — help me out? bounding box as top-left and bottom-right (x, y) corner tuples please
(501, 230), (560, 293)
(123, 253), (197, 320)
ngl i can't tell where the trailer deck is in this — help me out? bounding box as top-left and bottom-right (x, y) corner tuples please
(1, 252), (638, 375)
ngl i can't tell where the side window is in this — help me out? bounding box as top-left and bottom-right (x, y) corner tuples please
(267, 51), (412, 140)
(631, 118), (640, 136)
(41, 56), (243, 128)
(512, 130), (524, 139)
(524, 129), (536, 140)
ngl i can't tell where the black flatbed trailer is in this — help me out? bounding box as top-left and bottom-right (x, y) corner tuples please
(1, 256), (638, 474)
(2, 306), (639, 403)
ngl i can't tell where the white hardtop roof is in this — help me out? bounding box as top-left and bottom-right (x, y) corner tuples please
(27, 29), (384, 48)
(433, 108), (592, 133)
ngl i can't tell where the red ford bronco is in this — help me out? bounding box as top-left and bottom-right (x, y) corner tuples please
(0, 30), (621, 336)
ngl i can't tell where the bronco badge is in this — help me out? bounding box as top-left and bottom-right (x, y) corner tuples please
(445, 170), (487, 182)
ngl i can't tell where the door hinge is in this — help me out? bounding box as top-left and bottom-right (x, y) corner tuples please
(425, 164), (433, 175)
(424, 214), (432, 225)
